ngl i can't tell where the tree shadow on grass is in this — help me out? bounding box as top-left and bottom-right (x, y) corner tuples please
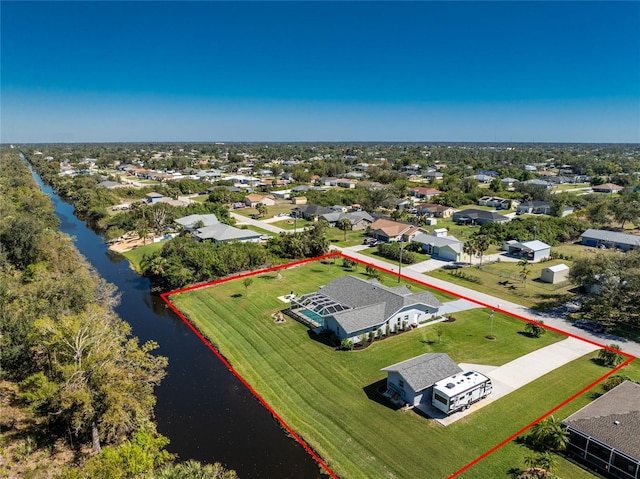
(517, 331), (536, 339)
(230, 293), (242, 298)
(362, 379), (401, 411)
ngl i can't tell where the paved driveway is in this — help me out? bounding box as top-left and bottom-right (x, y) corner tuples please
(417, 337), (600, 425)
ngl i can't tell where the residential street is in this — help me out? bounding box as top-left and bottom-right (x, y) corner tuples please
(336, 245), (640, 358)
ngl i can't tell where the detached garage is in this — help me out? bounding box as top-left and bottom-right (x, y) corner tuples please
(540, 264), (570, 284)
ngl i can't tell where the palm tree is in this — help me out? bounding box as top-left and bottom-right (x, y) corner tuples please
(474, 234), (490, 267)
(519, 258), (531, 286)
(337, 217), (352, 241)
(463, 239), (477, 265)
(242, 277), (254, 297)
(529, 416), (569, 451)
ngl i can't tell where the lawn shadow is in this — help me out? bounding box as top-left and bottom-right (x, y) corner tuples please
(363, 379), (401, 411)
(306, 329), (338, 348)
(517, 331), (536, 339)
(230, 293), (242, 298)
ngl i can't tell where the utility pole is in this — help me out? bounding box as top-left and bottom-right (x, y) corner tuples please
(398, 241), (404, 283)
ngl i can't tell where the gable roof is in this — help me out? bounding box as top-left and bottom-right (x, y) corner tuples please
(319, 276), (442, 334)
(514, 240), (551, 252)
(195, 224), (261, 241)
(412, 233), (463, 252)
(543, 263), (569, 273)
(381, 353), (462, 393)
(369, 218), (419, 237)
(294, 204), (333, 216)
(593, 183), (623, 191)
(175, 214), (219, 229)
(454, 209), (509, 222)
(563, 381), (640, 460)
(581, 229), (640, 247)
(321, 211), (374, 225)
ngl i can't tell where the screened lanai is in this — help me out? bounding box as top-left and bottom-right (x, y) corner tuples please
(289, 292), (351, 328)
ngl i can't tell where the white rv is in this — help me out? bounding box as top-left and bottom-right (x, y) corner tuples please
(432, 371), (492, 414)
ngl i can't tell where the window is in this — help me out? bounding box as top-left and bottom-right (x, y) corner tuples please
(398, 380), (404, 388)
(433, 393), (447, 405)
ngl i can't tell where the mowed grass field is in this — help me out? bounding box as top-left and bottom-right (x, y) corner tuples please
(170, 261), (610, 479)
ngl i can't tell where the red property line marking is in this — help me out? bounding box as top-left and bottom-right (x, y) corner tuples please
(162, 252), (635, 479)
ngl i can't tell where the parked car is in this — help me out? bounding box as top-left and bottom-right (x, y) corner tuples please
(574, 320), (605, 333)
(363, 237), (377, 246)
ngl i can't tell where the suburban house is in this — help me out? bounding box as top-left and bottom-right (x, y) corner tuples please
(478, 196), (515, 210)
(243, 193), (276, 208)
(194, 223), (262, 243)
(540, 264), (570, 284)
(145, 192), (165, 204)
(501, 177), (519, 189)
(369, 218), (423, 243)
(408, 187), (442, 200)
(592, 183), (624, 194)
(175, 214), (220, 232)
(563, 381), (640, 479)
(416, 204), (455, 218)
(290, 276), (443, 343)
(452, 209), (510, 226)
(466, 174), (494, 183)
(521, 179), (552, 188)
(291, 196), (308, 205)
(422, 171), (444, 181)
(507, 240), (551, 262)
(336, 178), (358, 189)
(516, 201), (552, 215)
(412, 230), (466, 262)
(580, 229), (640, 252)
(291, 204), (334, 221)
(319, 211), (374, 230)
(381, 353), (462, 407)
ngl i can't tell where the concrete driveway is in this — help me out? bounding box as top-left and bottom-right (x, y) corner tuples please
(417, 337), (600, 426)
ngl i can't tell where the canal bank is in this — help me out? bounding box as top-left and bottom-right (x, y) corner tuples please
(25, 154), (323, 479)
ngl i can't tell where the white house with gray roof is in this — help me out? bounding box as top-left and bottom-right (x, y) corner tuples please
(194, 224), (261, 243)
(412, 231), (466, 262)
(291, 276), (442, 343)
(381, 353), (462, 407)
(175, 214), (219, 232)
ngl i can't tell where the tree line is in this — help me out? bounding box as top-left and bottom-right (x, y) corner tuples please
(0, 150), (236, 478)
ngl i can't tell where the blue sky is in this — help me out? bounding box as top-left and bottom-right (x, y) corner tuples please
(2, 1), (639, 143)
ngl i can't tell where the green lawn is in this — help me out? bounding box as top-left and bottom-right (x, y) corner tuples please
(121, 241), (165, 271)
(325, 227), (369, 247)
(427, 259), (578, 310)
(271, 218), (314, 230)
(170, 261), (609, 479)
(232, 202), (295, 218)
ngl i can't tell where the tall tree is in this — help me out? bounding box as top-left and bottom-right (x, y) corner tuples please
(336, 217), (352, 241)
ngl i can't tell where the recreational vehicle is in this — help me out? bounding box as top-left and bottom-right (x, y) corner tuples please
(432, 371), (492, 414)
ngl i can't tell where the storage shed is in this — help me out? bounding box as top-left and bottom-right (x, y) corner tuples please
(540, 263), (570, 284)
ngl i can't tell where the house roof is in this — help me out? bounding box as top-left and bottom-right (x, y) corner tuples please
(543, 263), (569, 273)
(563, 381), (640, 460)
(294, 204), (333, 216)
(412, 233), (463, 253)
(146, 192), (164, 198)
(409, 187), (442, 195)
(369, 218), (419, 237)
(381, 353), (462, 393)
(593, 183), (623, 191)
(318, 276), (442, 334)
(321, 211), (374, 225)
(454, 209), (509, 222)
(518, 201), (551, 208)
(245, 193), (274, 202)
(195, 224), (260, 241)
(514, 240), (551, 252)
(581, 229), (640, 247)
(175, 214), (219, 229)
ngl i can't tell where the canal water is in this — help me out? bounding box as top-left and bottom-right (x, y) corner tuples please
(26, 156), (324, 479)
